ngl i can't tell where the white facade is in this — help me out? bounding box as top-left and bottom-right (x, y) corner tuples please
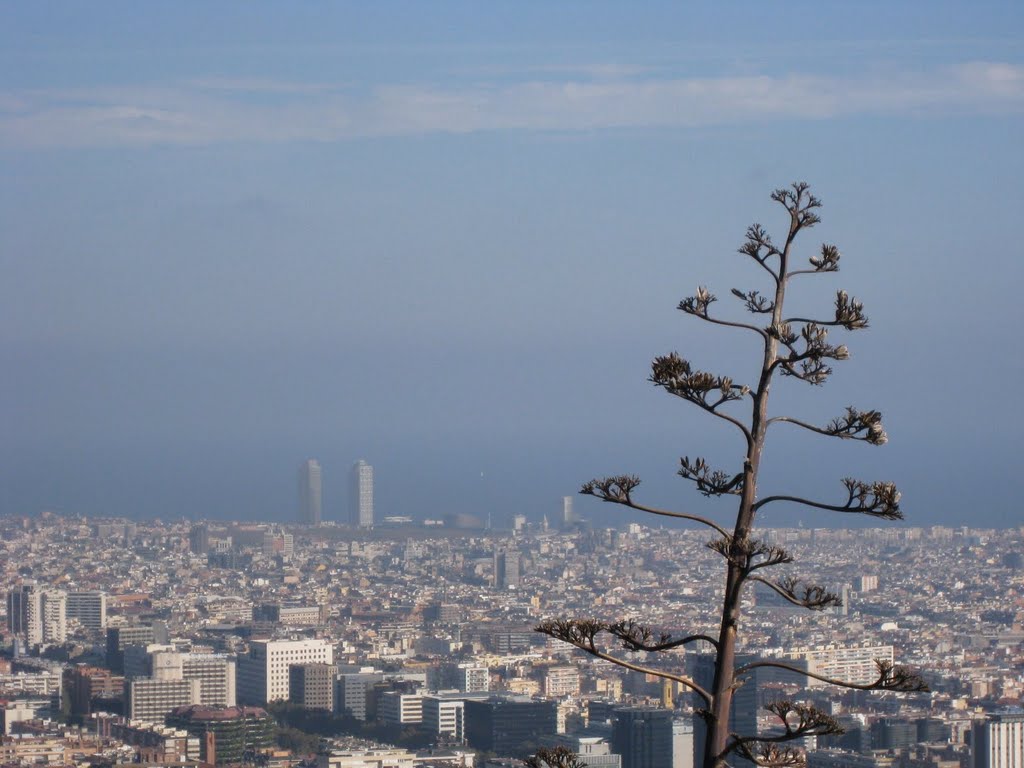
(318, 749), (417, 768)
(545, 666), (580, 698)
(973, 714), (1024, 768)
(673, 719), (694, 768)
(785, 644), (894, 688)
(379, 691), (423, 725)
(7, 584), (67, 646)
(181, 653), (237, 707)
(238, 638), (334, 704)
(422, 696), (465, 743)
(349, 460), (374, 528)
(127, 678), (202, 723)
(40, 591), (66, 644)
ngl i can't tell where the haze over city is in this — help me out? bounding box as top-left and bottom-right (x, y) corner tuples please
(2, 3), (1022, 527)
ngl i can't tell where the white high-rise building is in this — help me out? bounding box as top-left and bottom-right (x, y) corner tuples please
(349, 460), (374, 528)
(973, 713), (1024, 768)
(299, 459), (323, 526)
(6, 583), (42, 645)
(422, 695), (466, 743)
(562, 496), (576, 529)
(127, 678), (201, 723)
(127, 646), (236, 707)
(40, 591), (67, 644)
(237, 638), (334, 704)
(379, 691), (424, 726)
(785, 643), (894, 688)
(6, 583), (67, 646)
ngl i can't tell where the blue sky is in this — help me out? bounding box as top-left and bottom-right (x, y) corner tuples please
(2, 2), (1022, 528)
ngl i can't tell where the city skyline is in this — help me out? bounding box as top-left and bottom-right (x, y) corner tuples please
(349, 459), (374, 529)
(2, 6), (1023, 767)
(2, 4), (1022, 528)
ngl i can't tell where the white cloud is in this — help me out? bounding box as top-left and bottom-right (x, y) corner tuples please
(1, 63), (1021, 149)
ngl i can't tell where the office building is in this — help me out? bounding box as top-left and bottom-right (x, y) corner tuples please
(254, 603), (322, 626)
(493, 549), (521, 589)
(379, 691), (424, 726)
(40, 590), (66, 644)
(673, 720), (694, 768)
(6, 584), (67, 646)
(464, 696), (557, 756)
(7, 583), (43, 645)
(181, 654), (237, 707)
(545, 666), (581, 698)
(420, 693), (497, 745)
(440, 663), (489, 693)
(263, 529), (295, 558)
(189, 524), (210, 555)
(562, 496), (576, 529)
(106, 624), (168, 673)
(237, 638), (334, 704)
(125, 647), (236, 708)
(349, 459), (374, 528)
(299, 459), (323, 526)
(67, 591), (107, 633)
(335, 671), (383, 720)
(63, 665), (125, 719)
(972, 713), (1024, 768)
(290, 664), (335, 711)
(126, 678), (201, 723)
(785, 644), (893, 688)
(612, 707), (674, 768)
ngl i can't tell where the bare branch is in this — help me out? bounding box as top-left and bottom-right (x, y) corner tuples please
(728, 702), (842, 767)
(535, 618), (711, 704)
(650, 353), (754, 442)
(678, 456), (744, 497)
(732, 743), (806, 768)
(763, 701), (844, 738)
(834, 290), (868, 329)
(580, 476), (730, 537)
(707, 536), (793, 573)
(607, 619), (719, 652)
(735, 659), (928, 693)
(535, 617), (603, 652)
(769, 407), (888, 446)
(679, 287), (769, 338)
(650, 353), (751, 411)
(580, 474), (641, 504)
(785, 290), (869, 332)
(750, 576), (843, 611)
(738, 224), (781, 282)
(772, 181), (822, 232)
(526, 747), (588, 768)
(731, 288), (775, 314)
(789, 243), (841, 276)
(772, 323), (849, 385)
(754, 478), (901, 519)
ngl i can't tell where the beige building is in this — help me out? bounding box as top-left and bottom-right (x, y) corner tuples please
(785, 643), (894, 688)
(238, 638), (334, 704)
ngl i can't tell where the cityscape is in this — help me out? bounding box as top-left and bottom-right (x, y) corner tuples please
(1, 490), (1022, 768)
(3, 4), (1023, 768)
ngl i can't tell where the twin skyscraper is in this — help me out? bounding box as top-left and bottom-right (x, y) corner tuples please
(298, 458), (373, 528)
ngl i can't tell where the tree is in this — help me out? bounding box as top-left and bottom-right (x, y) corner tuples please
(536, 183), (926, 768)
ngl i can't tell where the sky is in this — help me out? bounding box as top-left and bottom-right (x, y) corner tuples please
(2, 2), (1022, 529)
